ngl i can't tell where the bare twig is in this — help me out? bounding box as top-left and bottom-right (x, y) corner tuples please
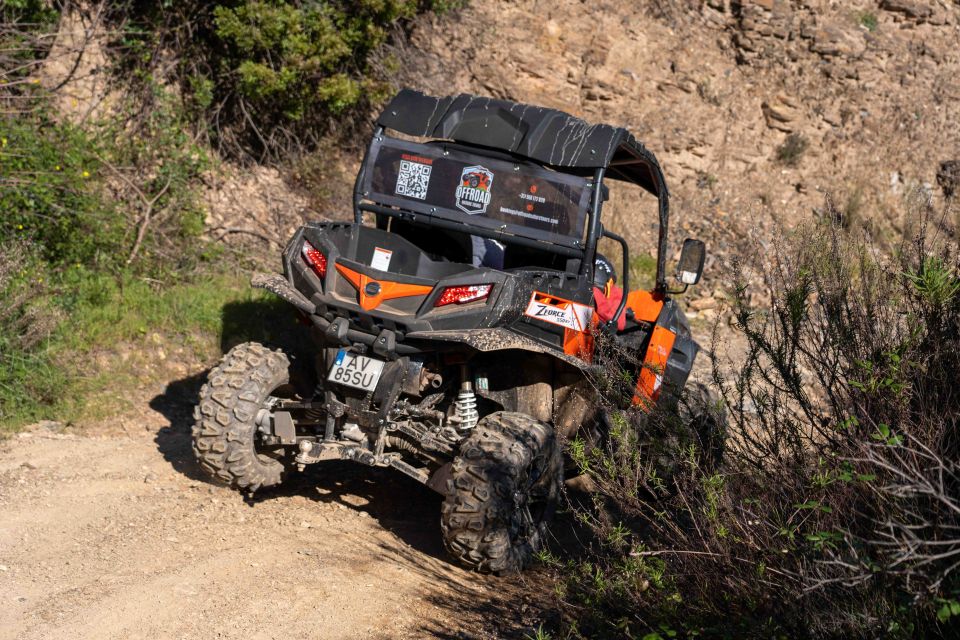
(92, 152), (173, 265)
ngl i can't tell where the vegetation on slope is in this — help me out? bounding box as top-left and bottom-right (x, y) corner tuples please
(547, 198), (960, 638)
(111, 0), (461, 158)
(0, 1), (458, 428)
(2, 3), (959, 638)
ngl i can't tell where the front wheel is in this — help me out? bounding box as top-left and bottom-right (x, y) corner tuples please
(441, 412), (562, 573)
(678, 381), (727, 472)
(641, 381), (727, 492)
(192, 342), (296, 492)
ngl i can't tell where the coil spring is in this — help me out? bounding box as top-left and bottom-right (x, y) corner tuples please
(455, 389), (478, 431)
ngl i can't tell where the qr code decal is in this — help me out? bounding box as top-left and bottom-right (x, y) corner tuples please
(395, 160), (432, 200)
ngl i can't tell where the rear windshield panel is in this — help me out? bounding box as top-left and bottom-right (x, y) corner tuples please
(363, 136), (591, 249)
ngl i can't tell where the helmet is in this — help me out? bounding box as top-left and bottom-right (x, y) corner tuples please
(593, 253), (616, 290)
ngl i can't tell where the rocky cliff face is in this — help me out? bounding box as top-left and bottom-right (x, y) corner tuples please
(400, 0), (960, 286)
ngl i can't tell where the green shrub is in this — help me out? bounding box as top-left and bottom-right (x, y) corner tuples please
(112, 0), (462, 158)
(0, 87), (208, 274)
(1, 0), (59, 74)
(858, 11), (878, 32)
(211, 1), (401, 118)
(1, 0), (57, 22)
(549, 196), (960, 638)
(0, 114), (125, 267)
(776, 132), (808, 167)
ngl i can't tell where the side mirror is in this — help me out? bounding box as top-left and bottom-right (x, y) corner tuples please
(675, 238), (706, 286)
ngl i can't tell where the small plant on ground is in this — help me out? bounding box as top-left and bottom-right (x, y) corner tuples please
(858, 11), (878, 32)
(776, 133), (808, 167)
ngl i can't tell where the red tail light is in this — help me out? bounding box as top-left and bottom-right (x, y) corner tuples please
(301, 240), (327, 278)
(435, 284), (493, 307)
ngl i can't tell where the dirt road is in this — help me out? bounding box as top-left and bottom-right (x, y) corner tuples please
(0, 373), (547, 640)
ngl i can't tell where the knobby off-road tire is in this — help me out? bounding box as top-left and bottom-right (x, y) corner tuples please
(193, 342), (293, 492)
(441, 412), (562, 574)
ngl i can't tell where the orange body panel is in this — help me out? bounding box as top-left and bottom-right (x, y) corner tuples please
(335, 263), (433, 311)
(563, 312), (598, 362)
(624, 289), (665, 323)
(632, 325), (677, 409)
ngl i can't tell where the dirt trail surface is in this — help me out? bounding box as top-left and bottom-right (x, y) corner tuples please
(0, 378), (546, 640)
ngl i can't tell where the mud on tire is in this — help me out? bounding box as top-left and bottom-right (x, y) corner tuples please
(192, 342), (292, 492)
(441, 412), (562, 574)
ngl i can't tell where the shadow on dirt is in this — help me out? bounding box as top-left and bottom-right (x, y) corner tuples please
(399, 542), (560, 639)
(149, 296), (452, 559)
(149, 295), (567, 637)
(149, 369), (210, 483)
(400, 488), (594, 638)
(151, 371), (450, 562)
(271, 463), (448, 557)
(149, 296), (311, 481)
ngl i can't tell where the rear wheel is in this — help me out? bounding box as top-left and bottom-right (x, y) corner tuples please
(441, 412), (562, 573)
(192, 342), (296, 492)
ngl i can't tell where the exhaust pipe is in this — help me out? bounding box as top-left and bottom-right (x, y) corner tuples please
(420, 370), (443, 391)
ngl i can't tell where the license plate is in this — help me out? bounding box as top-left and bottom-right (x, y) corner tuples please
(328, 350), (385, 391)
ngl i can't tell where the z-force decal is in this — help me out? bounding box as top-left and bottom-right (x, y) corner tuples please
(524, 292), (593, 332)
(455, 165), (494, 214)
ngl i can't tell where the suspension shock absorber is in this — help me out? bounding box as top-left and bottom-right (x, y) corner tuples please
(455, 364), (478, 431)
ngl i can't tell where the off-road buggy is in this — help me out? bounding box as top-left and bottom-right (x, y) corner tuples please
(192, 89), (714, 573)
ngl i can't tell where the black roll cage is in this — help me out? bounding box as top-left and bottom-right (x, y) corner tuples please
(352, 90), (672, 326)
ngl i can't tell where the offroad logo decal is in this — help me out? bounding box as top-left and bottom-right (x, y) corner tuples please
(455, 165), (494, 215)
(524, 292), (593, 332)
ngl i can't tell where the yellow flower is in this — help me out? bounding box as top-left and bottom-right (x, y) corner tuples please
(17, 224), (23, 230)
(82, 170), (90, 178)
(55, 165), (61, 171)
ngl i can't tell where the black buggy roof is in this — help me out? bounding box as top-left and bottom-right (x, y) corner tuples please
(364, 89), (673, 292)
(377, 89), (668, 200)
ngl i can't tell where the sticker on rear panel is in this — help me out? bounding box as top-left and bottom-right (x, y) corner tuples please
(370, 247), (392, 271)
(394, 155), (433, 200)
(524, 292), (593, 332)
(455, 165), (494, 215)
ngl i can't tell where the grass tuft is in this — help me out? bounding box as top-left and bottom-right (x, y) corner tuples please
(0, 268), (290, 432)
